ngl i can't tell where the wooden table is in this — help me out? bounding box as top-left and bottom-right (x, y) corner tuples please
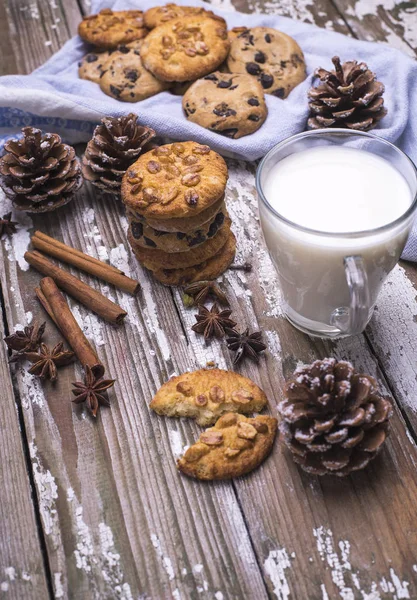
(1, 1), (417, 599)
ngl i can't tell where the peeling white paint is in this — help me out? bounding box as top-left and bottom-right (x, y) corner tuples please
(54, 572), (64, 598)
(0, 190), (31, 271)
(4, 568), (15, 581)
(139, 274), (171, 362)
(99, 522), (133, 599)
(264, 548), (292, 600)
(0, 582), (9, 592)
(172, 589), (182, 600)
(29, 442), (58, 536)
(74, 507), (94, 573)
(71, 305), (105, 348)
(151, 533), (175, 581)
(215, 593), (224, 600)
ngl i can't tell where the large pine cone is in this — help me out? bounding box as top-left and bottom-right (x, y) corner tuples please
(82, 113), (155, 196)
(307, 56), (387, 132)
(0, 127), (82, 213)
(278, 358), (392, 477)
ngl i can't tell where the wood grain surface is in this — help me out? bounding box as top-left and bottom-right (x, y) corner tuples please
(0, 0), (417, 599)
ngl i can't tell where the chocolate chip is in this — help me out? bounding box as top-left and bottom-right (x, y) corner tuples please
(154, 229), (170, 237)
(280, 60), (288, 68)
(110, 85), (121, 97)
(214, 211), (225, 225)
(247, 97), (260, 106)
(131, 222), (143, 239)
(264, 33), (272, 43)
(189, 232), (206, 246)
(125, 69), (139, 82)
(118, 45), (130, 54)
(254, 51), (266, 64)
(86, 53), (98, 63)
(176, 232), (186, 240)
(260, 73), (274, 89)
(130, 93), (135, 97)
(248, 114), (260, 121)
(229, 85), (238, 90)
(272, 88), (285, 98)
(204, 73), (218, 81)
(217, 79), (232, 88)
(144, 236), (157, 247)
(246, 62), (261, 76)
(218, 128), (238, 138)
(213, 102), (237, 118)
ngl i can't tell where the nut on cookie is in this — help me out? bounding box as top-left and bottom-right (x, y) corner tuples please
(177, 413), (277, 480)
(144, 4), (218, 29)
(78, 9), (148, 49)
(150, 368), (268, 426)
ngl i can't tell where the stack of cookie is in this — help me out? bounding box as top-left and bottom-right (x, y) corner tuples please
(121, 141), (236, 286)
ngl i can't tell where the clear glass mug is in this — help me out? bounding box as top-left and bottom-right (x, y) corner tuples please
(256, 129), (417, 338)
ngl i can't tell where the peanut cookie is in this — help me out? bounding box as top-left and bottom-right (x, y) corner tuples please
(129, 207), (226, 252)
(78, 9), (148, 49)
(227, 26), (306, 98)
(126, 195), (225, 233)
(121, 141), (228, 219)
(151, 368), (268, 426)
(140, 16), (230, 82)
(128, 216), (231, 270)
(183, 72), (267, 138)
(78, 50), (113, 83)
(144, 4), (217, 29)
(149, 229), (236, 285)
(178, 413), (277, 480)
(100, 44), (170, 102)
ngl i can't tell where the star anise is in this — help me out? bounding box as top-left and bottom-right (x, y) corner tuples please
(4, 321), (46, 362)
(183, 280), (229, 306)
(0, 212), (18, 238)
(225, 328), (267, 364)
(72, 365), (116, 417)
(191, 303), (237, 340)
(25, 342), (74, 381)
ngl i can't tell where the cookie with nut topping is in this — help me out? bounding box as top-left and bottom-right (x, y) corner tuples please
(144, 4), (218, 29)
(150, 368), (267, 426)
(140, 16), (230, 82)
(121, 141), (228, 219)
(178, 413), (277, 480)
(78, 9), (148, 49)
(183, 72), (267, 138)
(227, 26), (306, 98)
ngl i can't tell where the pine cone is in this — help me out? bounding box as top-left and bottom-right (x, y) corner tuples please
(278, 358), (392, 477)
(81, 113), (155, 196)
(0, 127), (82, 213)
(307, 56), (387, 132)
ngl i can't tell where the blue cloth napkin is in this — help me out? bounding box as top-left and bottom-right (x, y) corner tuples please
(0, 0), (416, 258)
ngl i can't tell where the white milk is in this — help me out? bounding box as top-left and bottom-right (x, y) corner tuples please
(259, 146), (414, 335)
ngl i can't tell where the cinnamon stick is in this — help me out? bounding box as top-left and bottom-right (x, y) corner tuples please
(39, 277), (104, 378)
(32, 231), (140, 295)
(25, 250), (127, 325)
(35, 286), (60, 329)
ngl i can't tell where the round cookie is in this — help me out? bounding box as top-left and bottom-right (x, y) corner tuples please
(148, 229), (236, 286)
(78, 50), (113, 83)
(126, 194), (225, 233)
(151, 368), (268, 426)
(129, 207), (226, 252)
(78, 9), (148, 49)
(140, 16), (230, 82)
(183, 72), (267, 139)
(144, 4), (217, 29)
(121, 141), (228, 220)
(100, 45), (170, 102)
(227, 26), (306, 98)
(128, 216), (231, 270)
(178, 413), (277, 480)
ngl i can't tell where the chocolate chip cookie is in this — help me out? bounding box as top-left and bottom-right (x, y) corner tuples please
(140, 15), (230, 82)
(78, 50), (113, 83)
(227, 26), (306, 98)
(121, 141), (228, 220)
(151, 368), (268, 426)
(144, 3), (217, 29)
(178, 413), (277, 480)
(78, 9), (148, 49)
(100, 44), (170, 102)
(183, 72), (267, 138)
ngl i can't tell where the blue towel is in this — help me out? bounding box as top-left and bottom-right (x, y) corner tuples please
(0, 0), (417, 258)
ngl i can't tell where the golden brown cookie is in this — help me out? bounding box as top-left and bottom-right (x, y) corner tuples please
(126, 195), (225, 233)
(144, 4), (218, 29)
(78, 9), (148, 49)
(148, 229), (236, 285)
(178, 413), (277, 480)
(121, 141), (228, 220)
(183, 72), (267, 138)
(227, 26), (306, 98)
(100, 44), (170, 102)
(128, 216), (231, 270)
(129, 206), (227, 252)
(78, 50), (113, 83)
(140, 16), (230, 82)
(151, 368), (268, 426)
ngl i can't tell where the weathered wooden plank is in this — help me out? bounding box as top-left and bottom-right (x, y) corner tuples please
(0, 311), (50, 599)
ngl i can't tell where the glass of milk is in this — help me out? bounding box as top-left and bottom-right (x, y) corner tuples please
(257, 129), (417, 338)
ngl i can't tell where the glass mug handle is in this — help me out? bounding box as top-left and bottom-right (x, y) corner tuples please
(330, 255), (371, 335)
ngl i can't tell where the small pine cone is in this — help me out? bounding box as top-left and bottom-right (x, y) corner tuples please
(278, 358), (393, 477)
(82, 113), (155, 196)
(0, 127), (82, 213)
(307, 56), (387, 132)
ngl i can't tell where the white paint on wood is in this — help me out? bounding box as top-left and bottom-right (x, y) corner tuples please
(215, 592), (224, 600)
(74, 506), (94, 572)
(29, 442), (58, 537)
(321, 583), (330, 599)
(313, 526), (354, 599)
(98, 522), (133, 600)
(4, 568), (16, 581)
(0, 190), (31, 272)
(264, 547), (292, 600)
(71, 305), (105, 348)
(150, 533), (175, 582)
(20, 366), (45, 409)
(54, 573), (64, 598)
(138, 274), (171, 362)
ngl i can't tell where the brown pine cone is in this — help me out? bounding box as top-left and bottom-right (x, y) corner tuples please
(307, 56), (387, 132)
(0, 127), (82, 213)
(81, 113), (155, 196)
(278, 358), (392, 477)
